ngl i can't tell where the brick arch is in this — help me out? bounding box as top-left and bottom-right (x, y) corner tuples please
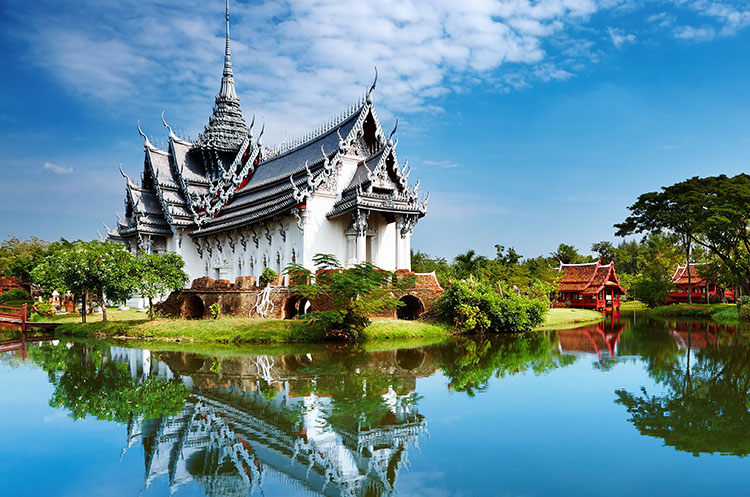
(182, 295), (205, 319)
(396, 295), (423, 320)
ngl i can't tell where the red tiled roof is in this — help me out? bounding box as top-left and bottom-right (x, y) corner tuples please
(556, 261), (625, 294)
(671, 264), (706, 285)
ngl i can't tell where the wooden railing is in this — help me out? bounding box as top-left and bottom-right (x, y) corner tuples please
(0, 304), (27, 331)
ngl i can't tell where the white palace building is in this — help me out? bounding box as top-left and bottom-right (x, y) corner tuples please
(107, 4), (429, 285)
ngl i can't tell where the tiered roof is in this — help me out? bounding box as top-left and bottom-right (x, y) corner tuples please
(107, 3), (428, 247)
(556, 260), (625, 295)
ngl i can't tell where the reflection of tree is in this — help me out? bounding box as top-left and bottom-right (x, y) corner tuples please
(29, 342), (189, 422)
(616, 330), (750, 456)
(437, 333), (576, 396)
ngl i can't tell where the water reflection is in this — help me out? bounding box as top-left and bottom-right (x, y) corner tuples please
(615, 320), (750, 457)
(10, 312), (750, 495)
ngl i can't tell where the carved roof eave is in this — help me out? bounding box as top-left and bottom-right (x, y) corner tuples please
(326, 193), (428, 220)
(143, 149), (177, 226)
(192, 134), (259, 225)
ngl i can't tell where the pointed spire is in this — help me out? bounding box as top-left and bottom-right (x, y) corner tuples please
(219, 0), (236, 100)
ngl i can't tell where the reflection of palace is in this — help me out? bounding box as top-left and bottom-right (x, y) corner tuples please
(114, 347), (435, 497)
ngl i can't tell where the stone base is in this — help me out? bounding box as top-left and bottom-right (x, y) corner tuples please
(156, 272), (443, 320)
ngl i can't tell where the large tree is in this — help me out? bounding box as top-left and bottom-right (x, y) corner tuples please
(615, 175), (750, 300)
(31, 241), (139, 322)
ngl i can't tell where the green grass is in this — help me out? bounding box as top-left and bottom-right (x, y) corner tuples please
(30, 308), (147, 323)
(648, 303), (739, 322)
(361, 319), (453, 340)
(619, 301), (648, 311)
(52, 311), (454, 344)
(535, 308), (606, 330)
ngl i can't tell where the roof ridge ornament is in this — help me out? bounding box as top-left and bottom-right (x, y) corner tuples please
(366, 66), (377, 104)
(161, 111), (178, 141)
(137, 120), (156, 150)
(387, 115), (398, 146)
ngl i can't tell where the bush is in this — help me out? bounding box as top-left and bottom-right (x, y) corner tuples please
(628, 274), (673, 308)
(32, 300), (55, 318)
(0, 288), (31, 304)
(437, 280), (548, 333)
(259, 267), (277, 288)
(209, 302), (220, 320)
(738, 296), (750, 322)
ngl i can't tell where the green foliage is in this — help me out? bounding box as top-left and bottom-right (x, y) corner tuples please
(31, 240), (139, 322)
(551, 243), (595, 265)
(0, 288), (31, 303)
(209, 358), (221, 373)
(436, 280), (548, 333)
(591, 241), (615, 264)
(616, 332), (750, 456)
(135, 252), (189, 320)
(437, 334), (576, 396)
(287, 254), (403, 340)
(29, 342), (190, 422)
(628, 273), (675, 308)
(617, 173), (750, 295)
(0, 236), (53, 281)
(259, 267), (277, 288)
(737, 296), (750, 321)
(32, 300), (55, 318)
(209, 302), (221, 320)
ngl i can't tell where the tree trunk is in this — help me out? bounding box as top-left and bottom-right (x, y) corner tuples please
(100, 291), (107, 322)
(81, 291), (87, 323)
(148, 296), (154, 321)
(686, 239), (692, 304)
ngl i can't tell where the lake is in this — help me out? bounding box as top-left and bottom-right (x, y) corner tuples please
(1, 312), (748, 497)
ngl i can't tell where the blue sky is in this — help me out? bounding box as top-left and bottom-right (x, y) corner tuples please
(1, 0), (749, 260)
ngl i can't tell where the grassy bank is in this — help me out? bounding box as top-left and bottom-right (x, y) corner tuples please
(52, 309), (453, 344)
(620, 301), (648, 311)
(50, 304), (604, 345)
(534, 308), (605, 331)
(648, 303), (739, 322)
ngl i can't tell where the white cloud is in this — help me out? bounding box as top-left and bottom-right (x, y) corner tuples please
(607, 27), (636, 48)
(3, 0), (750, 145)
(43, 162), (73, 175)
(673, 25), (716, 40)
(423, 159), (461, 169)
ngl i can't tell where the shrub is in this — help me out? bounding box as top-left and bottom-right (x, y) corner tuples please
(628, 274), (674, 308)
(738, 296), (750, 322)
(259, 267), (277, 288)
(0, 288), (31, 303)
(32, 300), (55, 318)
(209, 302), (221, 320)
(437, 280), (548, 333)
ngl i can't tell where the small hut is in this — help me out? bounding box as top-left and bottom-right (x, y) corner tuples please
(555, 260), (624, 310)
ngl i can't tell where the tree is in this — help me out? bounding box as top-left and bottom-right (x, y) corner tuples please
(135, 252), (189, 320)
(591, 241), (615, 264)
(453, 250), (488, 280)
(287, 254), (406, 340)
(31, 241), (138, 322)
(614, 175), (750, 301)
(616, 330), (750, 456)
(550, 243), (592, 265)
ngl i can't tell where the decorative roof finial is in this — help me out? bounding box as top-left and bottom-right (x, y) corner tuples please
(218, 0), (237, 100)
(119, 163), (135, 186)
(366, 66), (378, 104)
(136, 120), (155, 150)
(387, 115), (398, 146)
(161, 111), (178, 141)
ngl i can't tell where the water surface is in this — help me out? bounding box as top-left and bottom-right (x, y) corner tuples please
(1, 313), (749, 496)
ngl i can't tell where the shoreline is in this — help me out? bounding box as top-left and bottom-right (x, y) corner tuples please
(647, 303), (741, 323)
(36, 307), (609, 345)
